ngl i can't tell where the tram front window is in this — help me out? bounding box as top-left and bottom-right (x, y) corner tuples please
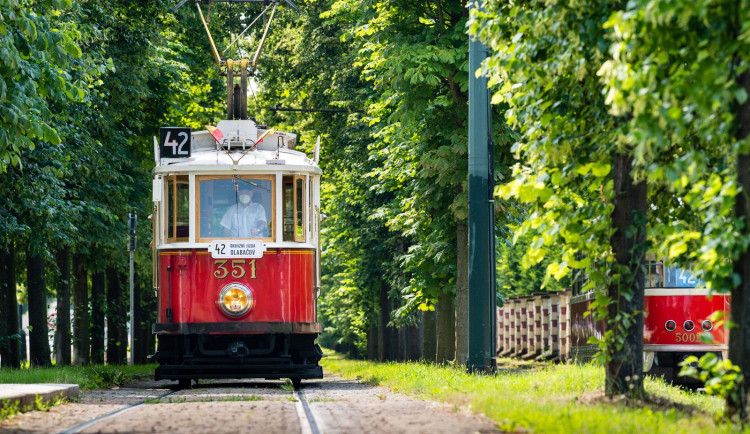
(198, 176), (273, 241)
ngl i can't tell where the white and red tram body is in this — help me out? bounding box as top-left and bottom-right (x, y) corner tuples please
(642, 262), (729, 382)
(570, 260), (729, 383)
(151, 119), (323, 383)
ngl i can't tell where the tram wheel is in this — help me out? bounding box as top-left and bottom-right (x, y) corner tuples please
(291, 378), (302, 389)
(178, 379), (192, 389)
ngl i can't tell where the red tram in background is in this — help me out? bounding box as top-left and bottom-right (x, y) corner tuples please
(150, 118), (323, 388)
(570, 257), (729, 384)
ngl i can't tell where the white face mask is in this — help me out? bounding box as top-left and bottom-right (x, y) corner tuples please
(239, 194), (251, 204)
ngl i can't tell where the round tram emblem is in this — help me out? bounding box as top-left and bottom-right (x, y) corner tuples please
(218, 283), (254, 317)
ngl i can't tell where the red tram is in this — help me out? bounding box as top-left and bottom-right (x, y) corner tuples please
(570, 258), (729, 384)
(150, 118), (323, 387)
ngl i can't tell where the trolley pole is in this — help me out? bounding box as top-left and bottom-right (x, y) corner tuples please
(128, 213), (137, 366)
(467, 0), (496, 373)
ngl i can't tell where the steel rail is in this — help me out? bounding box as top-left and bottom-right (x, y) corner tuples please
(58, 389), (180, 434)
(294, 388), (322, 434)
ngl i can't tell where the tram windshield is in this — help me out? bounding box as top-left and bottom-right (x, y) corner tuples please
(197, 176), (274, 241)
(645, 257), (703, 288)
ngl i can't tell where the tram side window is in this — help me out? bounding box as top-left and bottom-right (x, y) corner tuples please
(296, 178), (304, 239)
(646, 258), (664, 288)
(197, 176), (273, 241)
(166, 175), (189, 242)
(282, 175), (305, 242)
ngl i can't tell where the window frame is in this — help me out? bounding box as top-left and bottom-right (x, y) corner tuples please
(295, 176), (306, 242)
(195, 174), (276, 243)
(282, 174), (307, 243)
(165, 175), (190, 243)
(308, 176), (313, 241)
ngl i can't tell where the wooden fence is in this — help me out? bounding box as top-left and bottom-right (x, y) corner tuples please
(497, 291), (573, 361)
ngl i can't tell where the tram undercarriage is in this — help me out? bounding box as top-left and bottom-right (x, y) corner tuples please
(153, 332), (323, 381)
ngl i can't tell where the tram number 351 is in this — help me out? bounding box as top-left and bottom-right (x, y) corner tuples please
(214, 259), (257, 279)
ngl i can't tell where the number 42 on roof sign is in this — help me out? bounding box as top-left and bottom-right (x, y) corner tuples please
(160, 127), (192, 158)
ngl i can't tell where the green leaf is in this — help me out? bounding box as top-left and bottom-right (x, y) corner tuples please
(735, 88), (748, 105)
(590, 162), (610, 177)
(41, 123), (61, 144)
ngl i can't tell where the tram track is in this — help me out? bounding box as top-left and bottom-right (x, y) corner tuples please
(58, 389), (181, 434)
(0, 376), (503, 434)
(57, 382), (322, 434)
(294, 387), (322, 434)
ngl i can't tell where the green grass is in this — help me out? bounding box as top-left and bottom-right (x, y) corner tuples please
(0, 393), (69, 421)
(0, 364), (157, 390)
(321, 352), (741, 433)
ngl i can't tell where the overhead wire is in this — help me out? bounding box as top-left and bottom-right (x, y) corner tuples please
(223, 2), (275, 57)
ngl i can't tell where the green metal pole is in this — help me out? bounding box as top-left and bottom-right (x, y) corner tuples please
(467, 0), (496, 373)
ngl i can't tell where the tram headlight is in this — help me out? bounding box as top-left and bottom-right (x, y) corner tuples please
(683, 320), (695, 332)
(218, 283), (254, 317)
(665, 320), (676, 332)
(702, 320), (713, 331)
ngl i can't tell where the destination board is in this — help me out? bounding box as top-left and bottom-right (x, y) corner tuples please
(208, 240), (266, 259)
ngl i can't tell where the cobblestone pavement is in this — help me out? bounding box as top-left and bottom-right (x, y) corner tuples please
(0, 375), (500, 433)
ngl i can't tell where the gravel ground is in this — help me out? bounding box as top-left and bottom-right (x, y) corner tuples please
(0, 376), (499, 433)
(0, 383), (172, 433)
(304, 377), (499, 434)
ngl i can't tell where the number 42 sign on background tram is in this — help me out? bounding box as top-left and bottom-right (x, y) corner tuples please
(160, 127), (192, 158)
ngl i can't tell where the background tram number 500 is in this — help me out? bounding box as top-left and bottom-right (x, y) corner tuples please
(214, 260), (257, 279)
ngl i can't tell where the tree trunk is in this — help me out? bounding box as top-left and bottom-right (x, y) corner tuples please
(90, 270), (106, 364)
(436, 291), (455, 363)
(72, 254), (89, 365)
(422, 308), (437, 362)
(606, 152), (646, 397)
(455, 220), (469, 365)
(728, 68), (750, 421)
(0, 241), (20, 369)
(406, 323), (421, 361)
(134, 277), (157, 364)
(106, 267), (127, 365)
(377, 280), (398, 361)
(27, 250), (51, 367)
(133, 278), (148, 364)
(398, 326), (407, 360)
(378, 281), (387, 361)
(367, 317), (379, 360)
(55, 247), (71, 366)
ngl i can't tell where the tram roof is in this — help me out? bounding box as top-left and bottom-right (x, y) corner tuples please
(153, 119), (321, 175)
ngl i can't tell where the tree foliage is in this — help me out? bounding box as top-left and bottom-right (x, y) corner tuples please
(471, 0), (750, 400)
(0, 0), (82, 171)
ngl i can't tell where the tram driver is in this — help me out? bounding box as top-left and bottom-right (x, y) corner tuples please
(220, 186), (268, 237)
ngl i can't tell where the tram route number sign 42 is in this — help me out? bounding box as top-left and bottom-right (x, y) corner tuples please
(159, 127), (191, 158)
(209, 240), (266, 259)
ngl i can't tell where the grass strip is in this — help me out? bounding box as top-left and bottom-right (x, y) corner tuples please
(0, 364), (157, 390)
(1, 393), (70, 421)
(321, 351), (738, 433)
